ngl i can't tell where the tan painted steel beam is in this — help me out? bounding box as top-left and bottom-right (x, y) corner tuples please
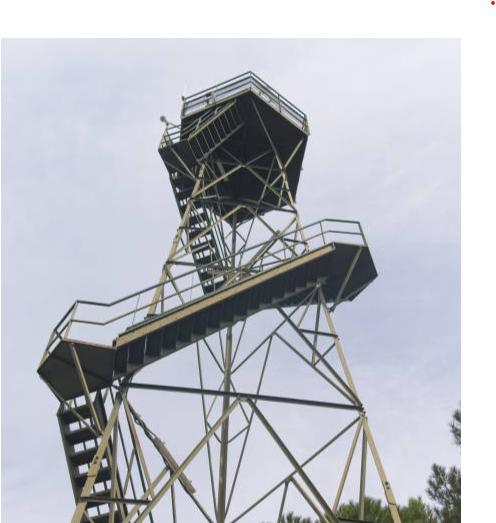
(332, 417), (364, 513)
(362, 417), (402, 523)
(153, 437), (196, 495)
(70, 343), (103, 434)
(108, 417), (120, 523)
(319, 287), (360, 398)
(290, 478), (331, 523)
(229, 417), (359, 523)
(247, 399), (338, 523)
(122, 395), (156, 499)
(122, 399), (241, 523)
(359, 429), (368, 520)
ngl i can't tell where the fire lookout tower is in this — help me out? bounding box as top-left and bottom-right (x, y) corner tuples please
(38, 72), (402, 523)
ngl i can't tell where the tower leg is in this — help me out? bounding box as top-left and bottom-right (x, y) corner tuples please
(362, 418), (401, 523)
(358, 430), (367, 520)
(248, 399), (339, 523)
(218, 216), (236, 523)
(217, 326), (233, 523)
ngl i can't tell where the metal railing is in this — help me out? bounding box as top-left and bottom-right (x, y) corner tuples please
(43, 219), (366, 353)
(181, 71), (309, 134)
(159, 105), (219, 149)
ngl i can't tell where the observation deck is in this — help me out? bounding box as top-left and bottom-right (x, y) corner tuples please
(158, 72), (309, 225)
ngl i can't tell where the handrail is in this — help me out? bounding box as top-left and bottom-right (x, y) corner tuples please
(183, 72), (305, 120)
(159, 72), (309, 149)
(180, 71), (308, 133)
(159, 104), (223, 148)
(43, 218), (367, 352)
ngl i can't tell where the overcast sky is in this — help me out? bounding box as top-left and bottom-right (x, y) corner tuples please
(2, 39), (460, 522)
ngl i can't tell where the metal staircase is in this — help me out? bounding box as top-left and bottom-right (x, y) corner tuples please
(170, 170), (226, 294)
(186, 101), (244, 161)
(165, 101), (244, 295)
(57, 392), (126, 523)
(114, 243), (338, 377)
(38, 225), (375, 401)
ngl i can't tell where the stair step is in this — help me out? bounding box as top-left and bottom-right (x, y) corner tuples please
(84, 489), (112, 509)
(206, 303), (221, 329)
(170, 175), (193, 191)
(161, 324), (178, 351)
(248, 286), (262, 310)
(75, 466), (111, 487)
(296, 266), (308, 288)
(191, 240), (212, 254)
(83, 509), (122, 523)
(307, 259), (319, 282)
(65, 425), (99, 445)
(284, 273), (297, 295)
(128, 338), (146, 365)
(114, 345), (129, 374)
(177, 318), (194, 343)
(59, 403), (92, 424)
(146, 330), (162, 357)
(189, 227), (207, 242)
(260, 284), (273, 306)
(198, 269), (214, 282)
(176, 188), (192, 202)
(272, 274), (286, 299)
(202, 281), (222, 294)
(221, 297), (235, 323)
(69, 446), (97, 467)
(234, 292), (249, 318)
(195, 255), (220, 266)
(188, 212), (208, 227)
(192, 310), (208, 336)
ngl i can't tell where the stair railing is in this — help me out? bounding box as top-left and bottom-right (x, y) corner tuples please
(43, 218), (367, 351)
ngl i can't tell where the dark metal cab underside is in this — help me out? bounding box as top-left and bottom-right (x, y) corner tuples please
(159, 73), (309, 225)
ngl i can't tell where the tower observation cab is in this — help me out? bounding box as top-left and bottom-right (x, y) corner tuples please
(37, 72), (402, 523)
(160, 71), (309, 224)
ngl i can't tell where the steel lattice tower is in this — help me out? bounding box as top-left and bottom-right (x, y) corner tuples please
(38, 72), (402, 523)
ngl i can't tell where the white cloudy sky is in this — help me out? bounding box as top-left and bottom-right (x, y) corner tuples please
(2, 39), (460, 522)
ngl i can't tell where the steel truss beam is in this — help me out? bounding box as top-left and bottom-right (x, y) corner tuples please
(67, 281), (401, 523)
(126, 383), (363, 411)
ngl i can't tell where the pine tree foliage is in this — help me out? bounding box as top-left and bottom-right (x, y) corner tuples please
(426, 405), (461, 523)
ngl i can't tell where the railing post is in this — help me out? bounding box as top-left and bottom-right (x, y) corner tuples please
(357, 222), (367, 247)
(63, 301), (79, 339)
